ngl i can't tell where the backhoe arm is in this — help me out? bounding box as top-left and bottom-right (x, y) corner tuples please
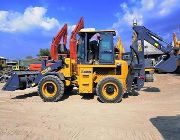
(69, 17), (84, 62)
(126, 25), (180, 92)
(133, 26), (172, 53)
(50, 24), (67, 61)
(132, 25), (179, 73)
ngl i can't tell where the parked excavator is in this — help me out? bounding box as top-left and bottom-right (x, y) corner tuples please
(29, 17), (84, 72)
(2, 19), (180, 103)
(29, 23), (68, 71)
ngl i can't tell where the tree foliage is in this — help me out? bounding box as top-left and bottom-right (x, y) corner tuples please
(38, 48), (50, 56)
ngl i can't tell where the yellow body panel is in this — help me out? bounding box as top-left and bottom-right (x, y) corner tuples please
(145, 68), (154, 74)
(77, 60), (128, 94)
(65, 80), (71, 86)
(78, 67), (93, 93)
(59, 58), (71, 77)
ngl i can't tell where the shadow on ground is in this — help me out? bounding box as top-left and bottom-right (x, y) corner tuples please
(11, 92), (38, 99)
(60, 89), (78, 101)
(142, 87), (160, 93)
(11, 90), (78, 101)
(80, 94), (95, 100)
(10, 89), (96, 102)
(150, 115), (180, 140)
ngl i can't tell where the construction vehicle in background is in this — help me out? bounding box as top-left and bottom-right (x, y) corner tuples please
(0, 59), (28, 82)
(173, 32), (180, 73)
(2, 19), (180, 103)
(173, 32), (180, 48)
(0, 57), (7, 71)
(0, 57), (9, 82)
(29, 24), (68, 71)
(12, 60), (27, 71)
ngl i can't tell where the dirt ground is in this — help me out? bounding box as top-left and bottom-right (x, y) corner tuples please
(0, 74), (180, 140)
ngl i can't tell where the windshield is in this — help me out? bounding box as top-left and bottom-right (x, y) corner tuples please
(77, 35), (85, 63)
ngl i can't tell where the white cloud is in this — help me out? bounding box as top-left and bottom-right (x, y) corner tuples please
(111, 0), (180, 48)
(141, 0), (155, 10)
(0, 6), (60, 33)
(159, 0), (178, 16)
(112, 0), (179, 32)
(120, 2), (128, 10)
(123, 9), (143, 26)
(112, 2), (143, 31)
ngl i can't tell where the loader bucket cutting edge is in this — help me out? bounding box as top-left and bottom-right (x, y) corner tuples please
(2, 73), (20, 91)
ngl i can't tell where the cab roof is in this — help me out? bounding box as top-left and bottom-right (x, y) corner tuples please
(79, 29), (116, 35)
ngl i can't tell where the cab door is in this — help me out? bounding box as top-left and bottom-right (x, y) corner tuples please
(99, 33), (114, 64)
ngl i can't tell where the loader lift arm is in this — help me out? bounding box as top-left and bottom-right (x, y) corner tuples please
(50, 24), (67, 61)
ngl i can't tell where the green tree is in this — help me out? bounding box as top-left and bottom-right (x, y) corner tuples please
(38, 48), (50, 57)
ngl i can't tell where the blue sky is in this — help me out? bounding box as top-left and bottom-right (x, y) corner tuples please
(0, 0), (180, 59)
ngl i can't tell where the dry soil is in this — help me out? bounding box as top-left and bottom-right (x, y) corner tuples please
(0, 74), (180, 140)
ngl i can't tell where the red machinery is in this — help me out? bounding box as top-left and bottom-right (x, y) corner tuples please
(51, 24), (67, 61)
(29, 17), (84, 71)
(29, 24), (68, 71)
(69, 17), (84, 62)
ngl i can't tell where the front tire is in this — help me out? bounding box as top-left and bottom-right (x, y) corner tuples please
(96, 76), (123, 103)
(38, 75), (64, 102)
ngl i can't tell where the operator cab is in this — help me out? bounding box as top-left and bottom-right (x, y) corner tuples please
(77, 30), (116, 64)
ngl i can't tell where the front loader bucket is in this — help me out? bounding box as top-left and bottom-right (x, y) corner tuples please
(2, 71), (39, 91)
(2, 73), (20, 91)
(155, 55), (179, 72)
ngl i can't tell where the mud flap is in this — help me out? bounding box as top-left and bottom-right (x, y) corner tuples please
(2, 73), (20, 91)
(155, 55), (179, 72)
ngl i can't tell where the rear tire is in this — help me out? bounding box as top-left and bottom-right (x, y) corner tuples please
(96, 76), (123, 103)
(38, 75), (64, 102)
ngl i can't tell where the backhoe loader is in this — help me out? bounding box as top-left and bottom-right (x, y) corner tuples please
(2, 19), (180, 103)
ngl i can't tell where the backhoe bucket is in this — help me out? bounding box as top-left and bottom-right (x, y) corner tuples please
(3, 73), (20, 91)
(155, 55), (179, 72)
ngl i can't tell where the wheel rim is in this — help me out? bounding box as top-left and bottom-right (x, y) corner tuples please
(42, 81), (57, 97)
(102, 82), (119, 100)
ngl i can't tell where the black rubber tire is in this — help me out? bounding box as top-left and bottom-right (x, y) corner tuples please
(96, 76), (123, 103)
(38, 75), (64, 102)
